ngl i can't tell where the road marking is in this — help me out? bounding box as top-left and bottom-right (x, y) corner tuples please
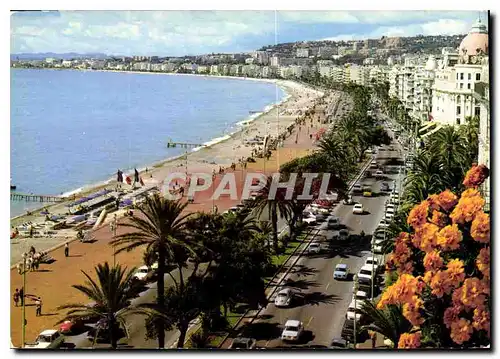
(307, 316), (314, 326)
(326, 282), (330, 290)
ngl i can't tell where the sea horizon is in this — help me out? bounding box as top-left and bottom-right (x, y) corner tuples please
(10, 68), (286, 217)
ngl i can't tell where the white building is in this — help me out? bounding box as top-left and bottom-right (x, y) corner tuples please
(349, 65), (370, 86)
(270, 56), (280, 67)
(430, 18), (488, 126)
(296, 48), (310, 58)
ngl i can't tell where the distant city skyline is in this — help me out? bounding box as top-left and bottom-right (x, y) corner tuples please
(11, 10), (487, 57)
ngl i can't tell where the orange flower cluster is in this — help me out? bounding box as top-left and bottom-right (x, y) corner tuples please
(430, 210), (448, 228)
(437, 189), (459, 212)
(463, 164), (490, 188)
(398, 332), (421, 349)
(413, 223), (440, 252)
(407, 200), (430, 229)
(446, 259), (466, 286)
(443, 305), (462, 329)
(436, 224), (463, 251)
(450, 318), (474, 345)
(476, 247), (490, 279)
(423, 250), (444, 272)
(472, 307), (490, 337)
(378, 274), (425, 308)
(471, 211), (490, 244)
(452, 277), (487, 311)
(449, 189), (485, 224)
(402, 296), (424, 326)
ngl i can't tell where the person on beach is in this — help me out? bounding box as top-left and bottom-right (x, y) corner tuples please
(64, 243), (69, 257)
(13, 289), (20, 307)
(116, 169), (123, 189)
(35, 297), (42, 316)
(132, 168), (140, 188)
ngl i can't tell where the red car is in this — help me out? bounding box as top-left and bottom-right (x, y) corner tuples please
(59, 320), (85, 335)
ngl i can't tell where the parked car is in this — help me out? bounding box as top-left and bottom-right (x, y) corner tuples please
(307, 241), (321, 254)
(330, 338), (348, 349)
(375, 170), (384, 179)
(25, 330), (65, 349)
(133, 265), (150, 281)
(380, 182), (390, 192)
(338, 229), (349, 241)
(354, 290), (368, 301)
(281, 320), (304, 342)
(342, 195), (354, 205)
(364, 257), (380, 273)
(275, 288), (295, 307)
(352, 203), (364, 214)
(385, 207), (395, 221)
(334, 263), (349, 280)
(346, 299), (364, 322)
(370, 161), (378, 169)
(327, 216), (341, 229)
(229, 337), (256, 349)
(357, 265), (377, 287)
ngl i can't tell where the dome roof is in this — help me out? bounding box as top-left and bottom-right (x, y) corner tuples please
(459, 18), (488, 57)
(425, 55), (437, 70)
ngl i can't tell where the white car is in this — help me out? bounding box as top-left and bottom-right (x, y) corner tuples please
(365, 257), (380, 273)
(352, 203), (364, 214)
(352, 184), (362, 193)
(275, 288), (294, 307)
(334, 263), (349, 280)
(327, 216), (341, 229)
(346, 300), (363, 321)
(133, 265), (150, 281)
(308, 242), (321, 254)
(385, 208), (395, 221)
(281, 320), (304, 342)
(25, 330), (65, 349)
(354, 290), (368, 301)
(303, 213), (317, 225)
(373, 240), (384, 254)
(307, 204), (329, 214)
(375, 170), (384, 178)
(229, 337), (256, 349)
(357, 265), (377, 286)
(378, 219), (390, 228)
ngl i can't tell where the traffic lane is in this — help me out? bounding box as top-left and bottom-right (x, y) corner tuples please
(249, 199), (386, 348)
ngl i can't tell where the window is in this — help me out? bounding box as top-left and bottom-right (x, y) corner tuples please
(468, 73), (471, 80)
(457, 106), (461, 115)
(460, 83), (464, 89)
(460, 73), (464, 80)
(456, 73), (459, 80)
(456, 118), (461, 125)
(467, 83), (471, 89)
(476, 73), (481, 81)
(475, 107), (481, 117)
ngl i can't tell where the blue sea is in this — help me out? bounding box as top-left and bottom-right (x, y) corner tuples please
(10, 69), (286, 217)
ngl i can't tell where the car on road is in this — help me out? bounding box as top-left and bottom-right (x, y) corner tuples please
(373, 240), (384, 254)
(307, 204), (329, 214)
(352, 183), (362, 194)
(330, 338), (348, 349)
(362, 185), (372, 197)
(59, 320), (86, 335)
(357, 265), (377, 287)
(352, 203), (364, 214)
(281, 320), (304, 342)
(315, 212), (327, 222)
(346, 299), (364, 322)
(25, 330), (65, 349)
(302, 213), (316, 225)
(327, 216), (341, 229)
(380, 182), (390, 192)
(385, 207), (395, 221)
(334, 263), (349, 280)
(365, 257), (380, 273)
(378, 219), (390, 228)
(229, 337), (256, 349)
(307, 241), (321, 254)
(274, 288), (295, 307)
(342, 195), (354, 205)
(390, 193), (400, 204)
(370, 161), (378, 169)
(354, 290), (368, 301)
(375, 170), (384, 178)
(133, 265), (151, 281)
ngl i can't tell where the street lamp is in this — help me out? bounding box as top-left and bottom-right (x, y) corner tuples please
(19, 257), (29, 348)
(110, 214), (117, 266)
(371, 241), (375, 300)
(353, 274), (358, 349)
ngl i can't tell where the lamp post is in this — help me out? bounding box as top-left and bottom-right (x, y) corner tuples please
(19, 257), (28, 348)
(353, 274), (358, 349)
(110, 214), (117, 266)
(371, 242), (375, 300)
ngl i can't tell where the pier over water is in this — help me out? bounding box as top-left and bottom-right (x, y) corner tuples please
(10, 192), (64, 203)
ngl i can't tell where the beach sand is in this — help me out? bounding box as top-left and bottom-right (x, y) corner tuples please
(9, 79), (353, 347)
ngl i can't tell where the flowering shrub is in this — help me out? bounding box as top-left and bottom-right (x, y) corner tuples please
(379, 165), (490, 348)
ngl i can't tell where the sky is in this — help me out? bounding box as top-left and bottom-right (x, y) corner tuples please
(10, 10), (487, 56)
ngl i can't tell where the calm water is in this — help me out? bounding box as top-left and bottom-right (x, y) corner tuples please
(10, 69), (285, 217)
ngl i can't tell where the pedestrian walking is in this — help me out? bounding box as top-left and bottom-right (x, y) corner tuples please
(19, 287), (24, 306)
(35, 297), (42, 316)
(13, 289), (20, 307)
(64, 243), (69, 257)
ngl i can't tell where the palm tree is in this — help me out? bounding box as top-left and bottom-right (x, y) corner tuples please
(360, 301), (413, 349)
(143, 246), (158, 271)
(57, 263), (143, 349)
(252, 176), (292, 254)
(110, 194), (192, 349)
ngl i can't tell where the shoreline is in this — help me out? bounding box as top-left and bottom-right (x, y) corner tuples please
(11, 73), (323, 221)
